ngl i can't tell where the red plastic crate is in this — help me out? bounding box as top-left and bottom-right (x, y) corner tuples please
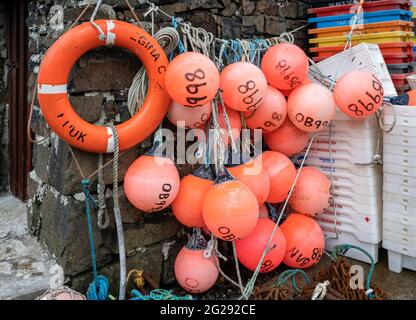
(391, 72), (415, 86)
(383, 52), (415, 64)
(308, 0), (412, 17)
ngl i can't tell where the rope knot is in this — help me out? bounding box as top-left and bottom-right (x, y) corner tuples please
(87, 275), (109, 301)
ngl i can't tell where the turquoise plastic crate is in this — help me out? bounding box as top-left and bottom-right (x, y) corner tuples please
(308, 9), (413, 28)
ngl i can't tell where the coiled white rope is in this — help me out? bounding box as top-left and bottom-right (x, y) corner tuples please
(127, 27), (179, 116)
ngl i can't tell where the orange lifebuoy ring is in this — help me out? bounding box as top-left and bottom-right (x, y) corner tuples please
(37, 20), (171, 153)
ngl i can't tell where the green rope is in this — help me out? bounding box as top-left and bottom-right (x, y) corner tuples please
(130, 289), (194, 300)
(275, 269), (310, 293)
(331, 244), (377, 299)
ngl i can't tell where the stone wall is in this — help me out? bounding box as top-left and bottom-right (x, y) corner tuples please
(0, 2), (9, 192)
(26, 0), (308, 295)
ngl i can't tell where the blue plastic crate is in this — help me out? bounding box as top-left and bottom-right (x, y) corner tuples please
(308, 9), (413, 28)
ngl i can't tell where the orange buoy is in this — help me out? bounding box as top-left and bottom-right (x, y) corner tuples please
(334, 71), (384, 120)
(226, 157), (271, 206)
(259, 204), (269, 218)
(172, 166), (214, 228)
(280, 213), (325, 269)
(124, 149), (180, 212)
(220, 62), (267, 112)
(288, 83), (336, 132)
(202, 170), (259, 241)
(408, 90), (416, 106)
(261, 43), (309, 90)
(244, 85), (287, 132)
(166, 101), (212, 129)
(174, 246), (218, 293)
(261, 151), (296, 204)
(289, 167), (330, 216)
(165, 52), (220, 108)
(264, 118), (310, 157)
(217, 105), (242, 146)
(236, 218), (286, 273)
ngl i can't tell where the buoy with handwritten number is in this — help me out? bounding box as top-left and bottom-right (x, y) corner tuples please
(280, 213), (325, 269)
(236, 218), (286, 273)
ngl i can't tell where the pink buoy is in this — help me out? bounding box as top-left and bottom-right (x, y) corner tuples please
(220, 62), (268, 112)
(166, 101), (212, 129)
(235, 218), (286, 273)
(288, 83), (336, 132)
(261, 151), (296, 204)
(174, 246), (218, 293)
(244, 85), (287, 132)
(289, 166), (331, 216)
(280, 213), (325, 269)
(334, 70), (384, 120)
(165, 52), (220, 107)
(264, 118), (310, 157)
(124, 154), (180, 212)
(261, 43), (309, 90)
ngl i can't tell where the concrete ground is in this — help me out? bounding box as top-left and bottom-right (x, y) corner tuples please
(0, 194), (63, 300)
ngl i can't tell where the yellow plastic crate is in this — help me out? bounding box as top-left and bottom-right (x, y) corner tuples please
(412, 7), (416, 18)
(309, 31), (414, 48)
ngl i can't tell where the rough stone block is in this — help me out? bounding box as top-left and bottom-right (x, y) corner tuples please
(111, 214), (181, 254)
(278, 2), (298, 19)
(242, 15), (264, 33)
(70, 243), (164, 296)
(256, 0), (278, 15)
(264, 16), (286, 35)
(47, 138), (139, 195)
(68, 49), (141, 93)
(241, 0), (255, 15)
(38, 185), (111, 276)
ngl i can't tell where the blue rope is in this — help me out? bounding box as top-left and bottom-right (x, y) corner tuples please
(82, 179), (109, 301)
(171, 16), (186, 55)
(130, 289), (195, 300)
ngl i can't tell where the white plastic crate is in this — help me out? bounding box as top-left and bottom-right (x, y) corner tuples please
(321, 167), (382, 186)
(309, 43), (397, 97)
(383, 230), (416, 247)
(386, 250), (416, 273)
(319, 213), (381, 238)
(384, 105), (416, 128)
(383, 201), (416, 218)
(383, 162), (416, 178)
(384, 135), (416, 148)
(384, 172), (416, 187)
(383, 153), (416, 169)
(383, 191), (416, 208)
(383, 240), (416, 260)
(383, 181), (416, 198)
(384, 219), (416, 236)
(384, 210), (416, 226)
(306, 148), (376, 165)
(384, 143), (416, 158)
(294, 155), (382, 177)
(312, 136), (378, 153)
(323, 231), (380, 263)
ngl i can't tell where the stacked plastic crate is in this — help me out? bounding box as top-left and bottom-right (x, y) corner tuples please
(383, 105), (416, 272)
(308, 0), (414, 93)
(293, 44), (397, 263)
